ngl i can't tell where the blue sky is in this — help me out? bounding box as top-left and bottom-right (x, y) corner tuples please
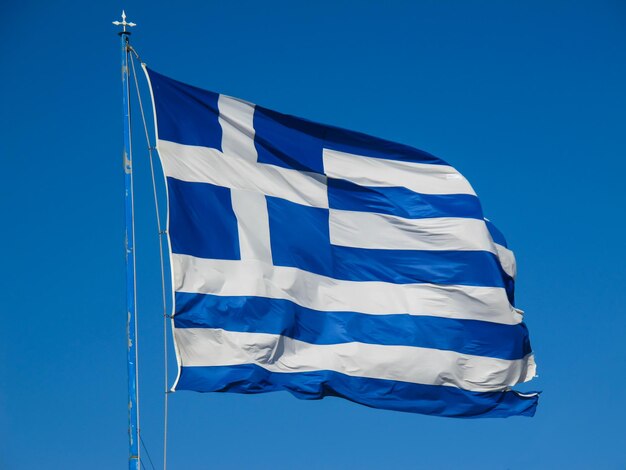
(1, 1), (625, 468)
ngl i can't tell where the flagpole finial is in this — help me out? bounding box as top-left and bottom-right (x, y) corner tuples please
(113, 10), (136, 34)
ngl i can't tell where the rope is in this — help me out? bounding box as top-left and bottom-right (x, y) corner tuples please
(129, 51), (170, 470)
(140, 435), (157, 470)
(128, 45), (143, 62)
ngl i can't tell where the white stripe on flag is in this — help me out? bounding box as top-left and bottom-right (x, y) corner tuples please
(159, 140), (329, 208)
(495, 243), (516, 279)
(323, 148), (476, 195)
(174, 328), (536, 392)
(172, 254), (523, 324)
(329, 210), (496, 253)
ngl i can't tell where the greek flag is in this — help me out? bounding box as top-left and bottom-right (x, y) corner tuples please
(145, 67), (538, 418)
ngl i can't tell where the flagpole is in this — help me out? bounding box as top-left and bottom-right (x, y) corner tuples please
(113, 11), (139, 470)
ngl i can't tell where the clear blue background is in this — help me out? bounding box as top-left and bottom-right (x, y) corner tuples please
(1, 1), (625, 468)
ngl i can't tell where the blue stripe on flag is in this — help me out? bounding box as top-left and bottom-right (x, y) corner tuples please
(168, 178), (240, 260)
(485, 219), (508, 247)
(328, 178), (484, 219)
(332, 246), (514, 292)
(146, 68), (222, 150)
(323, 127), (445, 166)
(175, 364), (538, 418)
(173, 292), (531, 360)
(253, 105), (446, 174)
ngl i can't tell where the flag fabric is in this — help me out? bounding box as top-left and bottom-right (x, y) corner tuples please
(144, 67), (538, 418)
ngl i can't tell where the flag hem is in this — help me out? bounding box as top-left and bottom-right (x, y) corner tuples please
(142, 63), (183, 392)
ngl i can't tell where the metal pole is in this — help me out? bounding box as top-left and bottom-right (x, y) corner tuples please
(113, 11), (139, 470)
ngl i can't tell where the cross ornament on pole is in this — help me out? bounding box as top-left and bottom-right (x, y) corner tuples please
(113, 10), (136, 33)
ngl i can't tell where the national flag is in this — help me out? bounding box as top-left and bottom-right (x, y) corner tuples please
(144, 67), (538, 418)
